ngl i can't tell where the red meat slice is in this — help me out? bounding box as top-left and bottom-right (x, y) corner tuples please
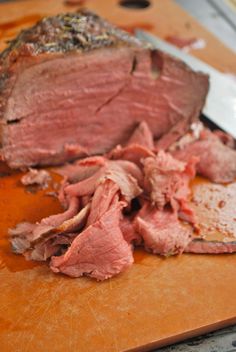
(86, 179), (120, 226)
(64, 160), (142, 202)
(172, 128), (236, 183)
(120, 215), (142, 245)
(126, 121), (154, 149)
(134, 203), (192, 256)
(108, 143), (154, 167)
(9, 196), (80, 256)
(50, 203), (134, 280)
(185, 239), (236, 254)
(54, 156), (106, 183)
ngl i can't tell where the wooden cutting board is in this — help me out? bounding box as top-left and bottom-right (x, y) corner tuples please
(0, 1), (236, 352)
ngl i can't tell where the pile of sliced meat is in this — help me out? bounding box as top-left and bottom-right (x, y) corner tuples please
(3, 11), (236, 280)
(9, 121), (236, 280)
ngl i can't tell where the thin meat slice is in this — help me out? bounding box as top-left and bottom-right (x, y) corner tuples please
(86, 179), (120, 226)
(172, 128), (236, 183)
(168, 122), (204, 152)
(155, 114), (201, 150)
(50, 203), (134, 280)
(185, 239), (236, 254)
(25, 232), (78, 261)
(56, 203), (90, 234)
(58, 178), (70, 208)
(108, 144), (154, 167)
(104, 161), (142, 202)
(126, 121), (154, 149)
(9, 196), (80, 254)
(54, 156), (106, 183)
(65, 160), (142, 202)
(41, 196), (79, 227)
(143, 151), (197, 222)
(111, 160), (143, 185)
(134, 203), (192, 256)
(120, 215), (142, 245)
(64, 169), (102, 197)
(10, 203), (90, 261)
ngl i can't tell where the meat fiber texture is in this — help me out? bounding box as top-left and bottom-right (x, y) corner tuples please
(0, 10), (209, 169)
(10, 121), (236, 281)
(169, 123), (236, 183)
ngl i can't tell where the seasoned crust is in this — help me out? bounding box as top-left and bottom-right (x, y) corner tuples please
(0, 10), (142, 61)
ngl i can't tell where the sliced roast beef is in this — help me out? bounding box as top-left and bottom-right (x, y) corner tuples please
(26, 233), (78, 261)
(108, 144), (154, 167)
(0, 10), (208, 168)
(8, 111), (236, 279)
(54, 156), (106, 183)
(143, 150), (197, 223)
(40, 196), (80, 227)
(64, 159), (142, 202)
(10, 202), (90, 261)
(120, 215), (142, 245)
(9, 195), (80, 255)
(86, 179), (120, 226)
(126, 121), (154, 149)
(172, 128), (236, 183)
(134, 202), (192, 256)
(185, 239), (236, 254)
(50, 202), (134, 280)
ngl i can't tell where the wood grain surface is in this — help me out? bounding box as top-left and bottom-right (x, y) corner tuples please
(0, 1), (236, 352)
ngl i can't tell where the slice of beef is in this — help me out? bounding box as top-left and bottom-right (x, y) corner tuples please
(10, 202), (90, 261)
(120, 215), (142, 245)
(108, 144), (154, 167)
(40, 196), (80, 227)
(143, 150), (197, 223)
(86, 179), (120, 226)
(50, 202), (134, 280)
(134, 203), (192, 256)
(168, 122), (204, 152)
(126, 121), (154, 149)
(54, 156), (106, 183)
(9, 195), (80, 255)
(0, 10), (209, 168)
(172, 128), (236, 183)
(26, 232), (78, 261)
(155, 119), (203, 151)
(10, 156), (143, 267)
(185, 239), (236, 254)
(64, 159), (142, 202)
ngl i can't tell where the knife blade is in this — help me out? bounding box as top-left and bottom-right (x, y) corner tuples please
(135, 30), (236, 138)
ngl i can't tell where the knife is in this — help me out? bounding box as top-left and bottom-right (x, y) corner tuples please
(135, 30), (236, 138)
